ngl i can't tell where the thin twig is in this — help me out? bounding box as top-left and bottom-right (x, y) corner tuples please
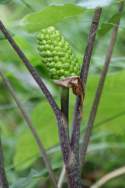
(80, 1), (124, 166)
(91, 166), (125, 188)
(0, 70), (57, 188)
(0, 136), (9, 188)
(71, 7), (102, 162)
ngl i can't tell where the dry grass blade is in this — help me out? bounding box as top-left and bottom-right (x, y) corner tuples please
(91, 166), (125, 188)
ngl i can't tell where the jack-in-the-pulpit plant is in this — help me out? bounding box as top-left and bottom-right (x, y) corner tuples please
(0, 1), (124, 187)
(37, 26), (80, 80)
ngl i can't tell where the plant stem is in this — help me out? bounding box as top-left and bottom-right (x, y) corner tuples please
(0, 70), (57, 188)
(71, 7), (102, 162)
(59, 88), (69, 188)
(61, 88), (69, 138)
(80, 1), (124, 166)
(0, 21), (81, 188)
(0, 136), (9, 188)
(57, 8), (102, 188)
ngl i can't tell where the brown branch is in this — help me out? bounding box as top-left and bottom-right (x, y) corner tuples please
(80, 1), (124, 166)
(0, 136), (9, 188)
(0, 70), (57, 188)
(71, 8), (102, 161)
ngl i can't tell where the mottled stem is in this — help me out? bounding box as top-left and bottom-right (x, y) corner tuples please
(57, 8), (102, 188)
(80, 1), (124, 166)
(71, 7), (102, 163)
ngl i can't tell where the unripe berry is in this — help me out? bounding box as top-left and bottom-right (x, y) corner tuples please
(37, 26), (80, 80)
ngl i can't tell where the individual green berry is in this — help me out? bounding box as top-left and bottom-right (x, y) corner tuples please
(37, 26), (80, 80)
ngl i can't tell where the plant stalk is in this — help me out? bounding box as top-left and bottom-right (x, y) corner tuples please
(0, 136), (9, 188)
(71, 7), (102, 165)
(61, 88), (69, 138)
(57, 8), (102, 188)
(80, 1), (124, 166)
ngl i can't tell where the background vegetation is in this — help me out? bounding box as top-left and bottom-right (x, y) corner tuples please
(0, 0), (125, 187)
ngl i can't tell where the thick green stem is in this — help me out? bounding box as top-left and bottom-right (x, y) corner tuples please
(61, 88), (69, 138)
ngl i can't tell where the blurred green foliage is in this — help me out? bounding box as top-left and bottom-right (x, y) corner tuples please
(0, 0), (125, 187)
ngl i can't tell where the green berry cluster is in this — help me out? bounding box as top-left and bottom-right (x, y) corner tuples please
(37, 26), (80, 80)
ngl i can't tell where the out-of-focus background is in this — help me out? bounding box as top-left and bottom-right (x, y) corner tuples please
(0, 0), (125, 187)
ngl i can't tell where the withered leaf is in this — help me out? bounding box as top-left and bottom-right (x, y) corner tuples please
(54, 76), (84, 97)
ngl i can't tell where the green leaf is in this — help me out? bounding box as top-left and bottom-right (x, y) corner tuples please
(0, 33), (6, 40)
(14, 101), (58, 171)
(20, 4), (84, 32)
(10, 169), (45, 188)
(0, 32), (14, 40)
(0, 0), (11, 4)
(85, 71), (125, 137)
(98, 13), (121, 37)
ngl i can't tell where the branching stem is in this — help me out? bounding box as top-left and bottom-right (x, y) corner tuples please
(57, 8), (102, 188)
(80, 1), (124, 166)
